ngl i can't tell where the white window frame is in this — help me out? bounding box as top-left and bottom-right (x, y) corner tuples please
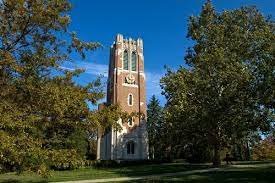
(123, 50), (129, 70)
(131, 51), (137, 71)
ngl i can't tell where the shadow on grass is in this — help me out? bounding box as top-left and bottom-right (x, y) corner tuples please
(107, 163), (210, 177)
(1, 162), (275, 183)
(0, 164), (210, 183)
(128, 164), (275, 183)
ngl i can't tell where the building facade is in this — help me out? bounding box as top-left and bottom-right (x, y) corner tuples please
(97, 34), (149, 160)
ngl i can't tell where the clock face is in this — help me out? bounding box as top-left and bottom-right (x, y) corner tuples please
(126, 74), (135, 84)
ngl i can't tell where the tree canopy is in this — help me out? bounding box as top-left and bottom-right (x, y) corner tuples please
(0, 0), (122, 174)
(161, 1), (275, 166)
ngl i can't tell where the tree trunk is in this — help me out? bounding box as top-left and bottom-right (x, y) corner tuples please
(245, 141), (250, 161)
(213, 145), (221, 166)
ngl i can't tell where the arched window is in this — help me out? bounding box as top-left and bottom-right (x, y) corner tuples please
(123, 50), (129, 70)
(127, 141), (135, 154)
(128, 94), (133, 106)
(131, 51), (137, 71)
(128, 117), (135, 127)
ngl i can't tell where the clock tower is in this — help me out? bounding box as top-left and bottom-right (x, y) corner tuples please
(97, 34), (149, 160)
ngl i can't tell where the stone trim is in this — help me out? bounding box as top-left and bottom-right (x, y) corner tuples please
(122, 83), (138, 88)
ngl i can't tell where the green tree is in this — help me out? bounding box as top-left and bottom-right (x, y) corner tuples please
(147, 95), (165, 160)
(0, 0), (122, 174)
(161, 1), (274, 166)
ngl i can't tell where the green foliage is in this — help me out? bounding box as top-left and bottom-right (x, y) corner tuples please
(183, 140), (213, 163)
(147, 95), (167, 160)
(67, 129), (89, 158)
(161, 1), (275, 166)
(0, 0), (121, 174)
(86, 139), (97, 160)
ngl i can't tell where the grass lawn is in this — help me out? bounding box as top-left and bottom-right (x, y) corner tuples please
(128, 161), (275, 183)
(0, 161), (274, 183)
(0, 163), (208, 183)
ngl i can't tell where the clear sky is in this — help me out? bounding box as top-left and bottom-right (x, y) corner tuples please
(64, 0), (275, 106)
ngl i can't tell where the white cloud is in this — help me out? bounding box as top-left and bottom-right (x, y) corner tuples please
(61, 61), (108, 77)
(78, 62), (108, 77)
(59, 66), (76, 71)
(146, 72), (163, 97)
(61, 62), (166, 104)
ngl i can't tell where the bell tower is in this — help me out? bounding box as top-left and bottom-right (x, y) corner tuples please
(107, 34), (146, 121)
(98, 34), (149, 160)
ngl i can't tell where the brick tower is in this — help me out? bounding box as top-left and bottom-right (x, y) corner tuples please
(97, 34), (149, 160)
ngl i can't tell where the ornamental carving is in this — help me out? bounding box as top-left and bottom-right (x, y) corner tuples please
(125, 74), (135, 84)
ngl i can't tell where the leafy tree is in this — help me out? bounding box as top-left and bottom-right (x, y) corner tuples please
(0, 0), (121, 174)
(161, 1), (274, 166)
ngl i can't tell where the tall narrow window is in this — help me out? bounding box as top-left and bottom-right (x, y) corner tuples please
(131, 51), (137, 71)
(128, 118), (132, 126)
(127, 141), (135, 154)
(128, 94), (133, 106)
(128, 117), (135, 127)
(123, 50), (129, 70)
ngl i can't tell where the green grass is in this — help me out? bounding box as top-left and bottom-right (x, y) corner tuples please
(127, 162), (275, 183)
(0, 162), (274, 183)
(0, 163), (208, 183)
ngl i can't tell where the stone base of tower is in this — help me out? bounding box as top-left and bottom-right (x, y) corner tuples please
(97, 119), (149, 160)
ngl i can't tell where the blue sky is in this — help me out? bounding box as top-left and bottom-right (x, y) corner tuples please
(64, 0), (275, 106)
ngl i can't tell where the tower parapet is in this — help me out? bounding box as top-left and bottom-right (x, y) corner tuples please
(116, 34), (123, 43)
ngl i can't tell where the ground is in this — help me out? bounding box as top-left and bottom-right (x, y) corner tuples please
(126, 162), (275, 183)
(0, 161), (274, 183)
